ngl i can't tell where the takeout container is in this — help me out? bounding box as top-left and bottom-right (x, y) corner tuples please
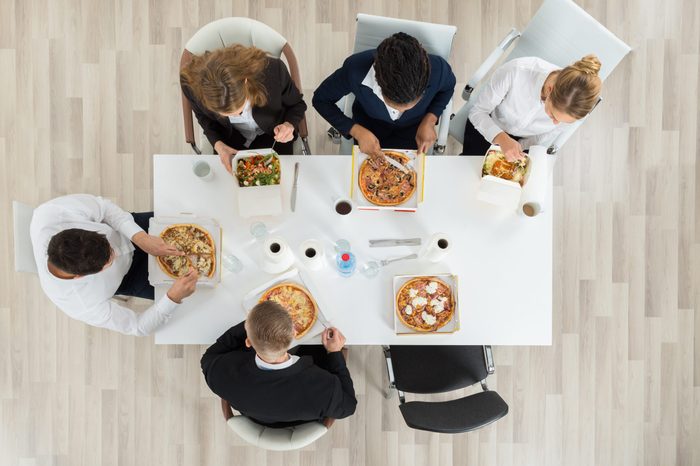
(147, 215), (222, 287)
(232, 148), (283, 217)
(477, 145), (531, 210)
(350, 145), (426, 212)
(392, 273), (460, 335)
(242, 268), (331, 345)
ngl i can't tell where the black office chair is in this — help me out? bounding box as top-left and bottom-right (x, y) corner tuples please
(383, 345), (509, 434)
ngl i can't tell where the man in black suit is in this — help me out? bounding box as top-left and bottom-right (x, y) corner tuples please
(201, 301), (357, 427)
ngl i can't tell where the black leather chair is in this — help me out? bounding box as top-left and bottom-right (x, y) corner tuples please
(383, 345), (509, 434)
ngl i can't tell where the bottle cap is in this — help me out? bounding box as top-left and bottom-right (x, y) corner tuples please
(341, 253), (350, 261)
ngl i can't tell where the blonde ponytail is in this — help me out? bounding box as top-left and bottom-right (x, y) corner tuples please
(549, 54), (602, 120)
(181, 45), (268, 114)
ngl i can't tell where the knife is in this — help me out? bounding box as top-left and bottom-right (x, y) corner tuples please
(369, 238), (422, 247)
(290, 162), (300, 212)
(383, 154), (410, 173)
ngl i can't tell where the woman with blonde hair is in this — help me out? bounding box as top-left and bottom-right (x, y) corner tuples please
(461, 54), (602, 160)
(181, 45), (307, 172)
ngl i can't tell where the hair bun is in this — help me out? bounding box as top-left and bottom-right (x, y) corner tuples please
(572, 54), (601, 76)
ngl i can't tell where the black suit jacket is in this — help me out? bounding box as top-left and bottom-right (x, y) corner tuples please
(201, 322), (357, 426)
(181, 57), (307, 149)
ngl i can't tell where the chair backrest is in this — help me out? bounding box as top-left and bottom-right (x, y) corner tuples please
(13, 201), (38, 274)
(226, 416), (328, 451)
(353, 13), (457, 61)
(185, 17), (287, 57)
(449, 0), (631, 148)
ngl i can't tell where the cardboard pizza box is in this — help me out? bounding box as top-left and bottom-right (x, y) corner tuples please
(232, 148), (283, 218)
(147, 215), (221, 287)
(242, 268), (331, 346)
(350, 145), (426, 212)
(392, 273), (460, 335)
(477, 145), (530, 210)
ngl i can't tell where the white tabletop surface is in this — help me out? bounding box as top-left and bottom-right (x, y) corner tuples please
(153, 154), (552, 346)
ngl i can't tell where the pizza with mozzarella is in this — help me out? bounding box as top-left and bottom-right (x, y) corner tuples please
(259, 283), (318, 339)
(358, 150), (417, 206)
(396, 277), (454, 332)
(156, 224), (216, 278)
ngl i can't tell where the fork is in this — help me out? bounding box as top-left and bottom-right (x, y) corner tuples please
(379, 253), (418, 267)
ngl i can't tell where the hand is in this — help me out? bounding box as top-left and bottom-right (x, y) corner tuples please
(166, 268), (198, 303)
(273, 122), (295, 143)
(415, 113), (438, 154)
(493, 133), (526, 162)
(350, 124), (383, 166)
(131, 232), (184, 257)
(214, 141), (237, 174)
(321, 327), (346, 353)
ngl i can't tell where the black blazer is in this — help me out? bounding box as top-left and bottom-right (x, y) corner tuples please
(201, 322), (357, 427)
(181, 57), (307, 149)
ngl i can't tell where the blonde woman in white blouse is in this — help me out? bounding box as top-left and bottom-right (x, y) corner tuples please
(461, 55), (602, 160)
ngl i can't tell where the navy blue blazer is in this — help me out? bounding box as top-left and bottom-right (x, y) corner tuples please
(312, 49), (456, 137)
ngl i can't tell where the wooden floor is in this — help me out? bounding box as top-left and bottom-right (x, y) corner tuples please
(1, 0), (698, 464)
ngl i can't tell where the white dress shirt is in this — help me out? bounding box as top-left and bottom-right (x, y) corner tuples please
(30, 194), (178, 336)
(255, 354), (300, 370)
(228, 100), (265, 147)
(468, 57), (569, 149)
(361, 66), (404, 121)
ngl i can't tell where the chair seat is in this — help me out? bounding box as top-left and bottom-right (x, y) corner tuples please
(389, 346), (488, 394)
(227, 416), (328, 451)
(399, 390), (509, 434)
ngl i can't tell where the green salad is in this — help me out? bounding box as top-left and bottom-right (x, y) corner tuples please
(236, 153), (281, 187)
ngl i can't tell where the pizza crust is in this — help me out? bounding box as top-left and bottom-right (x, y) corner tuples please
(156, 224), (216, 279)
(396, 277), (454, 332)
(358, 150), (417, 206)
(259, 283), (318, 339)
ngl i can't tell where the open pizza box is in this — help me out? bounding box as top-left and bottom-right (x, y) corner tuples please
(147, 215), (222, 287)
(350, 145), (426, 212)
(477, 145), (531, 210)
(242, 267), (331, 346)
(232, 148), (283, 218)
(393, 273), (460, 335)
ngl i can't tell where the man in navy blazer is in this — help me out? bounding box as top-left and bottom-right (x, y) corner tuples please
(313, 32), (456, 159)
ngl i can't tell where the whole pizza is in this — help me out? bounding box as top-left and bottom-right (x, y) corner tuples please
(157, 224), (216, 278)
(396, 277), (455, 332)
(259, 283), (318, 339)
(358, 150), (417, 206)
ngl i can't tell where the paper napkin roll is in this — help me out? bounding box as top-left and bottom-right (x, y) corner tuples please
(299, 239), (325, 271)
(518, 145), (552, 217)
(261, 236), (295, 274)
(419, 233), (452, 263)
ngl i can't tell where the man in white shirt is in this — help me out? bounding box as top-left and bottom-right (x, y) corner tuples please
(30, 194), (198, 336)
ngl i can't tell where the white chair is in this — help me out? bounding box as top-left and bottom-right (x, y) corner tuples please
(13, 201), (37, 274)
(448, 0), (632, 154)
(330, 13), (457, 155)
(220, 399), (332, 451)
(181, 17), (311, 155)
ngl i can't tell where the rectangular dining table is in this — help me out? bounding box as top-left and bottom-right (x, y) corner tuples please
(152, 154), (552, 345)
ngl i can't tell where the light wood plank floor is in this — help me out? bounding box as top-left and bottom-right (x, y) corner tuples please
(1, 0), (698, 465)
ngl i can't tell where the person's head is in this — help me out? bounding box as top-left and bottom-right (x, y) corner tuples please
(180, 44), (269, 117)
(47, 228), (113, 276)
(544, 54), (602, 125)
(244, 301), (294, 361)
(374, 32), (431, 112)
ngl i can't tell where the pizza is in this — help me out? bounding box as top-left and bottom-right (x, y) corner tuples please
(396, 277), (455, 332)
(358, 150), (417, 206)
(259, 283), (318, 339)
(482, 148), (529, 186)
(156, 224), (216, 278)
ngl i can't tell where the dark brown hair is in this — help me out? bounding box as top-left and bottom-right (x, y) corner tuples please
(47, 229), (111, 275)
(374, 32), (431, 104)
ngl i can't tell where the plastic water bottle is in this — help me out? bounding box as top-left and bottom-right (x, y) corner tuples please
(336, 251), (356, 277)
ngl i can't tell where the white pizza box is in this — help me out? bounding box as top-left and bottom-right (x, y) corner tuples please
(147, 215), (221, 287)
(477, 145), (530, 210)
(232, 148), (283, 218)
(392, 273), (460, 335)
(242, 267), (330, 346)
(349, 145), (426, 212)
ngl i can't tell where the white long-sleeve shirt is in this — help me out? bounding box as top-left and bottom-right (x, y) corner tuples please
(468, 57), (569, 149)
(30, 194), (178, 336)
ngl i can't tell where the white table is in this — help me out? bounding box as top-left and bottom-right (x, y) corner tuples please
(153, 154), (552, 345)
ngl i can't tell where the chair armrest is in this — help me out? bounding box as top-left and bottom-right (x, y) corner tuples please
(483, 346), (495, 375)
(221, 398), (234, 421)
(463, 28), (520, 101)
(434, 99), (453, 153)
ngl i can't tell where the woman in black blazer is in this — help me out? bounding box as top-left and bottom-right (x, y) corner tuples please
(181, 45), (307, 172)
